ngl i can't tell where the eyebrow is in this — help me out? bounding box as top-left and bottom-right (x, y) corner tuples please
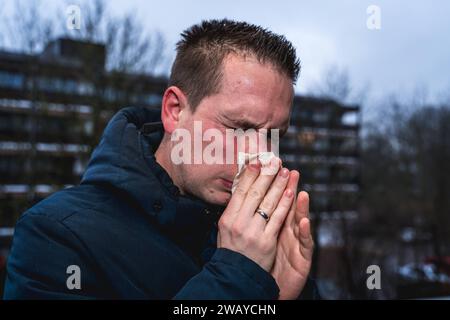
(221, 114), (289, 137)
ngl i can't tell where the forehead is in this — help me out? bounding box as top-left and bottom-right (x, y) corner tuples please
(197, 53), (293, 127)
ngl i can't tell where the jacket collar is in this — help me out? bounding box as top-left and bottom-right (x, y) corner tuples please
(82, 107), (224, 262)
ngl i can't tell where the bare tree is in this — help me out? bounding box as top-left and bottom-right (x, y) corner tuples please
(3, 0), (55, 53)
(3, 0), (169, 76)
(359, 93), (450, 298)
(60, 0), (168, 75)
(309, 64), (370, 106)
(53, 0), (169, 146)
(399, 106), (450, 256)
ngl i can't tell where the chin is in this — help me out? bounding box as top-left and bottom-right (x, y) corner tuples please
(202, 188), (231, 206)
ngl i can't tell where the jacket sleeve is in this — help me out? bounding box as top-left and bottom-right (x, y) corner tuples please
(3, 212), (99, 299)
(173, 248), (280, 300)
(297, 276), (322, 300)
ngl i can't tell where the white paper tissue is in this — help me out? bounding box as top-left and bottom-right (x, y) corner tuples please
(231, 152), (279, 193)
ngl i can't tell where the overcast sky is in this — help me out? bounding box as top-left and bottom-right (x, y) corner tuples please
(2, 0), (450, 107)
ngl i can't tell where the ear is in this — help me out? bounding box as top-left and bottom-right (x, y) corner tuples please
(160, 86), (189, 134)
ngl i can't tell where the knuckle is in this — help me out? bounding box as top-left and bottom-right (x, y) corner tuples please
(248, 188), (264, 201)
(280, 200), (291, 211)
(275, 174), (288, 185)
(230, 224), (243, 237)
(245, 169), (258, 179)
(218, 218), (229, 231)
(275, 200), (290, 213)
(283, 192), (294, 205)
(259, 200), (275, 213)
(246, 233), (258, 245)
(234, 186), (247, 196)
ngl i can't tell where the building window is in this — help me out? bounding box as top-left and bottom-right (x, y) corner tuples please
(314, 138), (329, 151)
(314, 168), (330, 179)
(298, 131), (316, 146)
(312, 111), (330, 124)
(77, 81), (94, 95)
(0, 71), (24, 89)
(342, 111), (358, 126)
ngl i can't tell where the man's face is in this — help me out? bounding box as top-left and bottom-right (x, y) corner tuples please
(172, 54), (293, 206)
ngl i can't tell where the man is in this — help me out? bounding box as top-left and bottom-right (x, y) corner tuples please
(4, 19), (318, 299)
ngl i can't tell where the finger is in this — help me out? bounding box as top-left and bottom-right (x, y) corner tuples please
(251, 167), (290, 230)
(285, 170), (300, 226)
(223, 161), (261, 218)
(264, 188), (294, 236)
(294, 191), (309, 227)
(237, 157), (281, 222)
(299, 217), (314, 260)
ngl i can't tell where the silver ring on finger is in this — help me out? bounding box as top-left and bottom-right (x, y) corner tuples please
(256, 208), (270, 222)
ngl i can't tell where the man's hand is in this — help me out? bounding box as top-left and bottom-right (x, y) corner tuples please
(271, 171), (314, 300)
(217, 157), (295, 272)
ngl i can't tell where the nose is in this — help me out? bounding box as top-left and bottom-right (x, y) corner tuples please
(234, 130), (271, 157)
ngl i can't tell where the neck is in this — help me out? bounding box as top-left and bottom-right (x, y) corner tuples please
(155, 135), (184, 195)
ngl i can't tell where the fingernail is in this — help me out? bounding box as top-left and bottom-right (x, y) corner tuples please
(280, 168), (289, 178)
